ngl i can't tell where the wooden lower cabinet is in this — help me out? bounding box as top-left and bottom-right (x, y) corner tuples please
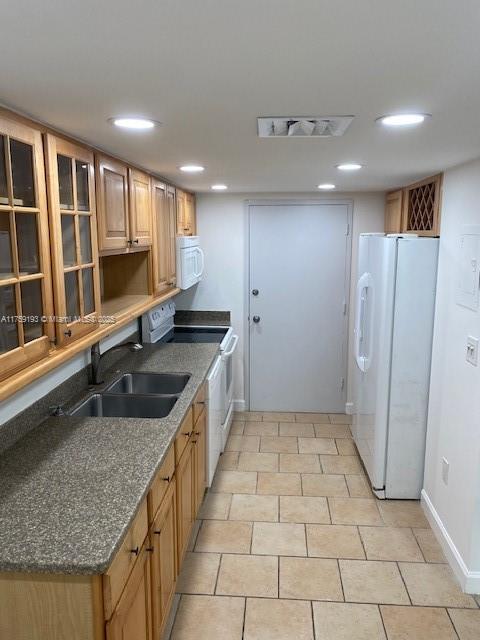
(106, 543), (152, 640)
(175, 440), (195, 567)
(150, 480), (177, 639)
(193, 408), (207, 513)
(0, 391), (209, 640)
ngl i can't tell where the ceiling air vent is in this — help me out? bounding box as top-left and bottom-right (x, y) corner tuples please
(257, 116), (354, 137)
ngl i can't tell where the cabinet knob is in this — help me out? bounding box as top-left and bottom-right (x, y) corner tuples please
(130, 546), (139, 556)
(64, 329), (72, 337)
(192, 440), (197, 444)
(133, 239), (139, 244)
(252, 316), (261, 324)
(252, 289), (259, 296)
(183, 431), (191, 438)
(162, 476), (170, 483)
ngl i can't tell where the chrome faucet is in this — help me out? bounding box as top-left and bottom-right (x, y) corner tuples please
(89, 341), (143, 385)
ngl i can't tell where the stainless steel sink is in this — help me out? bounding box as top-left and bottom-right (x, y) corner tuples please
(69, 393), (177, 418)
(105, 372), (190, 395)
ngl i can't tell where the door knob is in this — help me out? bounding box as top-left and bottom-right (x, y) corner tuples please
(252, 289), (259, 296)
(252, 316), (261, 323)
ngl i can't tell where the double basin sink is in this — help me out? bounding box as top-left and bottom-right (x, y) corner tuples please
(69, 373), (190, 419)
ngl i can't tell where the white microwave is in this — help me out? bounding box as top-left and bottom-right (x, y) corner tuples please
(176, 236), (205, 289)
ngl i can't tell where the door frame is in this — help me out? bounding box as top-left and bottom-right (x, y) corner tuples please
(244, 198), (353, 412)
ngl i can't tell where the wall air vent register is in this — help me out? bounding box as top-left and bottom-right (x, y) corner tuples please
(257, 116), (354, 137)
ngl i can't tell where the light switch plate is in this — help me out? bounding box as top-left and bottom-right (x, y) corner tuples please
(466, 336), (478, 366)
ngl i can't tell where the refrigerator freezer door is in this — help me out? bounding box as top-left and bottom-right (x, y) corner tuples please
(354, 235), (397, 493)
(385, 238), (439, 498)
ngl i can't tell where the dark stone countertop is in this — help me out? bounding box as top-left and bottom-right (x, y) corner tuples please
(0, 342), (218, 575)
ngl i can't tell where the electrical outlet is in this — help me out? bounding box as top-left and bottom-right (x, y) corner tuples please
(442, 457), (450, 485)
(466, 336), (478, 366)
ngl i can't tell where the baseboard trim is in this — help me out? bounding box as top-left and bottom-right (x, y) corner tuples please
(345, 402), (354, 415)
(233, 399), (246, 412)
(421, 489), (480, 594)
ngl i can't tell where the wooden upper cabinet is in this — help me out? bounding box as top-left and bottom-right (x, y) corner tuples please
(129, 168), (152, 247)
(176, 188), (186, 235)
(185, 192), (196, 235)
(402, 173), (442, 236)
(95, 154), (130, 252)
(385, 189), (403, 234)
(152, 180), (176, 295)
(166, 186), (177, 287)
(95, 156), (153, 254)
(0, 116), (54, 380)
(176, 189), (196, 236)
(45, 135), (101, 346)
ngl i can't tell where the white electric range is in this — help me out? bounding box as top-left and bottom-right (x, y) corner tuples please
(142, 303), (238, 484)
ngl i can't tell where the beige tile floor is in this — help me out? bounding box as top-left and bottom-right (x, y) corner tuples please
(169, 412), (479, 640)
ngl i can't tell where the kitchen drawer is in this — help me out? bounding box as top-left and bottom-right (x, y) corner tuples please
(175, 408), (194, 464)
(192, 383), (206, 424)
(103, 498), (148, 620)
(148, 445), (175, 523)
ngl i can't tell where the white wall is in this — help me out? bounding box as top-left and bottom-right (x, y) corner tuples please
(175, 192), (385, 409)
(422, 158), (480, 592)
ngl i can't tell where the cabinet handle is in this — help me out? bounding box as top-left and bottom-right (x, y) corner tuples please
(196, 401), (206, 406)
(192, 440), (197, 444)
(146, 547), (154, 553)
(193, 431), (200, 436)
(133, 239), (139, 244)
(130, 547), (139, 556)
(162, 476), (170, 483)
(127, 239), (133, 245)
(64, 329), (72, 337)
(183, 431), (191, 438)
(154, 530), (161, 535)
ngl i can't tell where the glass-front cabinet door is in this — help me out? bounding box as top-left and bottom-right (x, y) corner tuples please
(46, 135), (101, 345)
(0, 117), (54, 379)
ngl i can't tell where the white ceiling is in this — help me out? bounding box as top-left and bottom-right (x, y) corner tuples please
(1, 0), (480, 192)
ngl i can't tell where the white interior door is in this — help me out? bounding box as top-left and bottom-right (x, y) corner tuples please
(249, 202), (351, 412)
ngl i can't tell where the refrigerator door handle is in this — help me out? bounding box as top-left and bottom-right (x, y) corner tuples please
(355, 272), (372, 372)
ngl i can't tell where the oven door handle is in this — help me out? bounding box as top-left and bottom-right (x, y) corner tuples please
(222, 334), (239, 358)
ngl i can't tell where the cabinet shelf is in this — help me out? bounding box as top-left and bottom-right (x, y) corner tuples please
(101, 294), (151, 320)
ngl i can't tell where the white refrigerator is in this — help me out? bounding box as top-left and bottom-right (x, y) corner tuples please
(352, 234), (439, 499)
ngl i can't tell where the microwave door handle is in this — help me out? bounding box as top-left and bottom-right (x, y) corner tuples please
(193, 248), (205, 278)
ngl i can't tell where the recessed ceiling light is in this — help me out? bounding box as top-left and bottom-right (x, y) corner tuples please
(337, 163), (362, 171)
(111, 117), (156, 130)
(377, 113), (430, 127)
(180, 165), (205, 173)
(211, 184), (228, 190)
(318, 183), (336, 190)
